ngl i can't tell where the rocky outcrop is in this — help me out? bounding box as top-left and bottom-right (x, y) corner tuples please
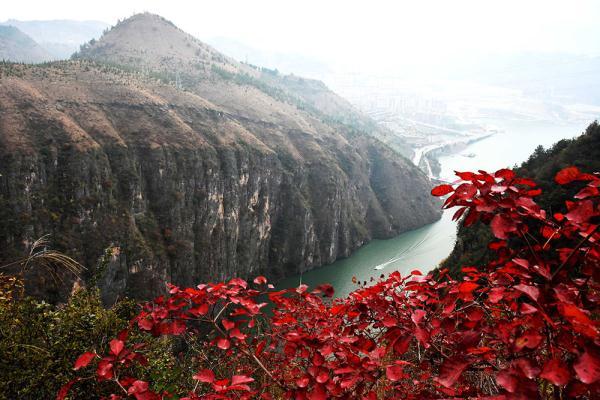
(0, 16), (440, 303)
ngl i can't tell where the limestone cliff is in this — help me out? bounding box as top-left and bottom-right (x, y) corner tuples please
(0, 15), (440, 302)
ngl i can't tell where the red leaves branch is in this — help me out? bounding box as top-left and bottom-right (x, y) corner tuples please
(63, 167), (600, 399)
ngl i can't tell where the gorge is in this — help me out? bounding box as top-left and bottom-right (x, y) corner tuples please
(282, 117), (592, 296)
(0, 13), (440, 302)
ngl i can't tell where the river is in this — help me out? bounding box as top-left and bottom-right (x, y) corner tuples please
(279, 118), (591, 297)
(438, 118), (589, 181)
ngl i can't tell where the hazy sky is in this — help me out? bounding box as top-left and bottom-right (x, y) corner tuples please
(3, 0), (600, 73)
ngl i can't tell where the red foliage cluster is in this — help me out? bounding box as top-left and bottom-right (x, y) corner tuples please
(60, 167), (600, 399)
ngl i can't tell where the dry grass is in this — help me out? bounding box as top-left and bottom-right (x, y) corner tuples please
(0, 235), (84, 286)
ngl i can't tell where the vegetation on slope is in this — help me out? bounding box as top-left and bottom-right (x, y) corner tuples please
(2, 165), (599, 399)
(442, 120), (600, 276)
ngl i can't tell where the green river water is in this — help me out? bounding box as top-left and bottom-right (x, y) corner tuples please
(279, 118), (592, 297)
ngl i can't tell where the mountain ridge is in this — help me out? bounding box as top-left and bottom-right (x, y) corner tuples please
(0, 14), (439, 302)
(2, 19), (108, 59)
(0, 25), (52, 63)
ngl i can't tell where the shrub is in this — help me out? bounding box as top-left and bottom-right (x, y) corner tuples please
(0, 288), (137, 399)
(64, 167), (600, 399)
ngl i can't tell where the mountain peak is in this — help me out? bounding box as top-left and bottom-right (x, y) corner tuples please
(117, 12), (178, 30)
(75, 13), (239, 75)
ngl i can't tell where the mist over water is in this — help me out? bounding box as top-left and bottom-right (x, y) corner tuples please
(439, 118), (588, 181)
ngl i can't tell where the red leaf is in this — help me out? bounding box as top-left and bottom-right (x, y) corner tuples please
(415, 326), (430, 347)
(315, 370), (329, 384)
(565, 200), (595, 223)
(557, 304), (598, 337)
(222, 319), (235, 331)
(515, 330), (543, 351)
(463, 208), (479, 228)
(496, 371), (518, 393)
(431, 184), (454, 196)
(189, 303), (210, 316)
(253, 276), (267, 285)
(455, 183), (477, 199)
(514, 284), (540, 302)
(434, 356), (470, 388)
(540, 359), (570, 386)
(386, 364), (406, 382)
(127, 380), (149, 395)
(554, 212), (565, 221)
(193, 369), (216, 383)
(455, 171), (476, 181)
(411, 309), (426, 324)
(315, 284), (334, 297)
(574, 349), (600, 384)
(217, 337), (231, 350)
(73, 352), (96, 370)
(452, 207), (467, 221)
(458, 281), (479, 300)
(575, 185), (599, 199)
(488, 287), (505, 303)
(109, 339), (124, 356)
(514, 177), (537, 187)
(488, 240), (507, 251)
(231, 375), (254, 385)
(296, 375), (310, 388)
(495, 168), (515, 181)
(97, 360), (114, 380)
(490, 214), (517, 240)
(555, 166), (581, 185)
(459, 281), (479, 293)
(229, 277), (248, 288)
(138, 317), (154, 331)
(514, 358), (540, 379)
(308, 385), (327, 400)
(56, 378), (79, 400)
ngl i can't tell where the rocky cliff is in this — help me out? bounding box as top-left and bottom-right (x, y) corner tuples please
(0, 14), (440, 302)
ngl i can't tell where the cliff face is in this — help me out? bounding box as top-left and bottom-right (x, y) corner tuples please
(0, 15), (440, 302)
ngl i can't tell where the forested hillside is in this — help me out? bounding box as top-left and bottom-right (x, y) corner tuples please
(441, 120), (600, 274)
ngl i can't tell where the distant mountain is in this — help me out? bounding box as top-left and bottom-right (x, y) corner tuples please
(446, 52), (600, 106)
(1, 13), (438, 302)
(206, 36), (332, 80)
(0, 25), (52, 63)
(74, 13), (412, 157)
(1, 19), (108, 59)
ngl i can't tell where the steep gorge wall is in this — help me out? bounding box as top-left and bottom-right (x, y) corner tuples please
(0, 66), (440, 302)
(1, 136), (438, 302)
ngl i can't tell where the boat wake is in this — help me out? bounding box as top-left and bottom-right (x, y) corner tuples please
(373, 228), (435, 271)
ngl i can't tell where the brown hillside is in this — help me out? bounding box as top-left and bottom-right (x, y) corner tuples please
(0, 15), (438, 302)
